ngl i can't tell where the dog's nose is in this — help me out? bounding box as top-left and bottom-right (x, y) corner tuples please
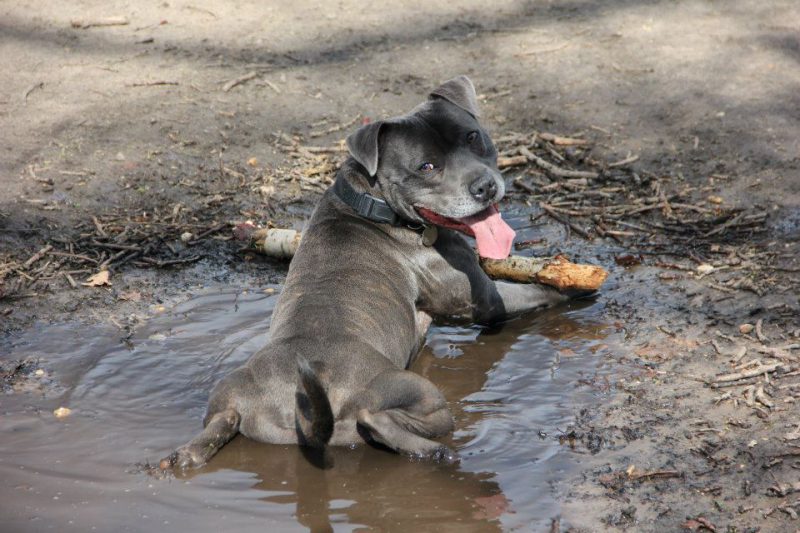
(468, 175), (498, 202)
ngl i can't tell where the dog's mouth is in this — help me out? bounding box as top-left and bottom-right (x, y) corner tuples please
(416, 205), (516, 259)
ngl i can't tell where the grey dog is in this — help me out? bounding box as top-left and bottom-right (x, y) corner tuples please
(160, 76), (582, 470)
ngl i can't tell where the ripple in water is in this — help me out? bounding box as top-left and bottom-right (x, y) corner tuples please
(0, 285), (617, 532)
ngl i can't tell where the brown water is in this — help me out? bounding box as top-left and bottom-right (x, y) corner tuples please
(1, 278), (617, 532)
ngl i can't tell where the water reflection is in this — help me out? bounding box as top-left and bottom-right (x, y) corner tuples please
(0, 289), (612, 532)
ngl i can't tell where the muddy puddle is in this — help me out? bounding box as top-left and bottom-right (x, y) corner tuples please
(1, 221), (622, 532)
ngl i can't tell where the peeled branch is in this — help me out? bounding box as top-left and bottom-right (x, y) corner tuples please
(249, 228), (302, 258)
(480, 254), (608, 291)
(235, 224), (608, 292)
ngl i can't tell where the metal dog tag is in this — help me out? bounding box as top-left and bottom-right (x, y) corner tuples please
(421, 225), (438, 247)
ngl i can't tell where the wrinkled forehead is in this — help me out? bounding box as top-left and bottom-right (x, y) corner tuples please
(409, 98), (482, 135)
(385, 99), (483, 147)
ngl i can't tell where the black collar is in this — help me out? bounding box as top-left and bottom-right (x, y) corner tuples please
(332, 176), (402, 226)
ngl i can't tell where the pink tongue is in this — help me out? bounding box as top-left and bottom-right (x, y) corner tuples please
(460, 205), (516, 259)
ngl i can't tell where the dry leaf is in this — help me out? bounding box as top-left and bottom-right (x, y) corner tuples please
(83, 270), (111, 287)
(53, 407), (72, 418)
(681, 517), (716, 532)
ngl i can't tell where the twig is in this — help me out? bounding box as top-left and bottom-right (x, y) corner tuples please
(48, 251), (99, 264)
(608, 154), (639, 168)
(310, 116), (359, 138)
(188, 223), (227, 245)
(70, 16), (130, 29)
(128, 81), (179, 87)
(540, 203), (593, 240)
(520, 146), (598, 179)
(91, 241), (143, 252)
(630, 470), (683, 482)
(497, 155), (528, 169)
(139, 256), (202, 267)
(711, 363), (784, 384)
(23, 82), (44, 104)
(223, 71), (259, 92)
(23, 245), (53, 268)
(539, 133), (588, 146)
(756, 318), (768, 343)
(64, 272), (77, 289)
(513, 178), (537, 194)
(92, 216), (107, 237)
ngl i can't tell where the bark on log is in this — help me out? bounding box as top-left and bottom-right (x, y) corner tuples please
(479, 255), (608, 291)
(241, 226), (608, 291)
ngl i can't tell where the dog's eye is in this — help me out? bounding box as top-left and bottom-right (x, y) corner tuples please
(418, 162), (436, 172)
(466, 131), (479, 144)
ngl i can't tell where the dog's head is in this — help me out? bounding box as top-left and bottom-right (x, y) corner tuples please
(346, 76), (515, 259)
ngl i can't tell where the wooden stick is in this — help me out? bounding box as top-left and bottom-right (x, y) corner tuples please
(519, 146), (598, 179)
(223, 71), (258, 92)
(480, 254), (608, 291)
(711, 362), (785, 384)
(539, 203), (593, 240)
(250, 228), (303, 258)
(70, 16), (129, 29)
(23, 245), (53, 268)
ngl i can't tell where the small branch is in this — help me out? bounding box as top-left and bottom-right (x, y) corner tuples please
(519, 146), (598, 179)
(70, 16), (130, 29)
(23, 245), (53, 268)
(539, 203), (593, 240)
(223, 71), (259, 92)
(128, 81), (179, 87)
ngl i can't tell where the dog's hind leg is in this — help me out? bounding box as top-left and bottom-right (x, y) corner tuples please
(159, 408), (240, 470)
(356, 370), (455, 461)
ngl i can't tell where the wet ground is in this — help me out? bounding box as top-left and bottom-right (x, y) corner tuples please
(1, 285), (615, 532)
(2, 0), (800, 531)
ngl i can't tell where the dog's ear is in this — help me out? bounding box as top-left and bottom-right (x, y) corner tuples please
(429, 75), (480, 118)
(346, 121), (383, 178)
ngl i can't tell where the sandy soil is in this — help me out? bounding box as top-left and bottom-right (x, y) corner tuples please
(2, 1), (799, 531)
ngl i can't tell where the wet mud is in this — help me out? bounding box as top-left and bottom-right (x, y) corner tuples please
(1, 285), (617, 532)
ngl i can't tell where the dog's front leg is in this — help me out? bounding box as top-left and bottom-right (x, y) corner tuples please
(473, 280), (569, 324)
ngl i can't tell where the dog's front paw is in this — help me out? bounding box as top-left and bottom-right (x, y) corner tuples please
(409, 444), (458, 464)
(430, 445), (458, 464)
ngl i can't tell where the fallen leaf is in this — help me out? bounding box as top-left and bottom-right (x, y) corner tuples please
(615, 254), (641, 267)
(680, 517), (716, 532)
(82, 270), (111, 287)
(53, 407), (72, 418)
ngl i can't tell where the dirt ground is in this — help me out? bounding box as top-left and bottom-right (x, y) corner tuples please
(2, 0), (799, 531)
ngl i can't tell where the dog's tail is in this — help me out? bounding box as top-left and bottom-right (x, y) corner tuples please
(296, 356), (334, 448)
